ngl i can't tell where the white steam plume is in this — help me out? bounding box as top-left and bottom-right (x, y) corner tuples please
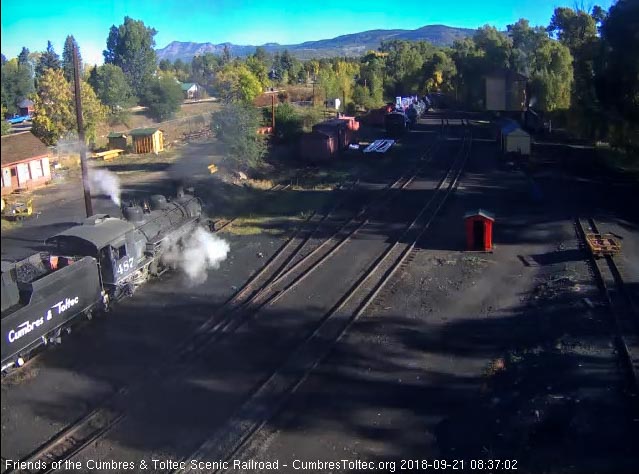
(161, 227), (230, 284)
(88, 169), (121, 206)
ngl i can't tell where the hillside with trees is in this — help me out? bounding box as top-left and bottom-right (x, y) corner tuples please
(1, 2), (637, 162)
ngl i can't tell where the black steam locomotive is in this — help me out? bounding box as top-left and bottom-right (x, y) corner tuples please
(1, 189), (207, 372)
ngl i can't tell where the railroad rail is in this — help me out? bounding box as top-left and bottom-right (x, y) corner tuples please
(575, 218), (639, 398)
(3, 134), (444, 474)
(171, 122), (473, 473)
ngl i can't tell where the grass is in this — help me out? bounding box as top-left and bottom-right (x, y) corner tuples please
(218, 215), (299, 236)
(244, 178), (275, 190)
(90, 149), (182, 169)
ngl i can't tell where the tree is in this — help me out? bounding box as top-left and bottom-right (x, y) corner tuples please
(222, 44), (232, 64)
(211, 102), (266, 170)
(528, 40), (573, 111)
(31, 68), (107, 145)
(77, 81), (108, 144)
(31, 68), (74, 144)
(246, 55), (270, 90)
(215, 63), (262, 104)
(422, 51), (457, 94)
(507, 18), (573, 111)
(158, 59), (172, 72)
(473, 26), (512, 70)
(1, 106), (11, 135)
(141, 75), (183, 121)
(17, 47), (30, 65)
(381, 40), (435, 96)
(104, 16), (158, 96)
(35, 41), (61, 80)
(1, 58), (35, 115)
(253, 46), (268, 64)
(190, 52), (220, 90)
(547, 7), (601, 107)
(271, 103), (303, 143)
(358, 54), (385, 107)
(62, 35), (81, 83)
(90, 63), (135, 112)
(596, 0), (639, 124)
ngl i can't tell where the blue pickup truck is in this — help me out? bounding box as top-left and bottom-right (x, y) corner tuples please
(6, 115), (32, 125)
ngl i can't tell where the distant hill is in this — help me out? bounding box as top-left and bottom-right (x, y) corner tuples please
(156, 24), (475, 62)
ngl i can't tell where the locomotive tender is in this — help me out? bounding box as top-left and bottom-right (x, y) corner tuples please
(1, 189), (208, 372)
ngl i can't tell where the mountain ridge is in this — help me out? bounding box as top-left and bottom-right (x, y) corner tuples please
(156, 24), (475, 62)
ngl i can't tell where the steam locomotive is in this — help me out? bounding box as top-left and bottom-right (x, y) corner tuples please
(1, 189), (208, 372)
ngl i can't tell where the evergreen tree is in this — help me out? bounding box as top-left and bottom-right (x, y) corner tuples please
(104, 17), (158, 96)
(17, 47), (30, 65)
(36, 41), (61, 80)
(62, 35), (82, 83)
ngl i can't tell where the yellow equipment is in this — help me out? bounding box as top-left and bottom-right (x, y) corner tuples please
(2, 197), (34, 220)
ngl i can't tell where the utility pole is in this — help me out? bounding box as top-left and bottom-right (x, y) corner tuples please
(73, 43), (93, 217)
(271, 93), (275, 130)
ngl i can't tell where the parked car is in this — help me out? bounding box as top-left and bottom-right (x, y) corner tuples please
(6, 114), (32, 125)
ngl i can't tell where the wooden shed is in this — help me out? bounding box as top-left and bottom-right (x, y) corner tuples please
(130, 128), (164, 155)
(464, 209), (495, 252)
(107, 132), (128, 151)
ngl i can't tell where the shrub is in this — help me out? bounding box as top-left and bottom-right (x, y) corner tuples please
(212, 102), (266, 170)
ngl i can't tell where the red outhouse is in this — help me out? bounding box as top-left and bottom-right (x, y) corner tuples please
(464, 210), (495, 251)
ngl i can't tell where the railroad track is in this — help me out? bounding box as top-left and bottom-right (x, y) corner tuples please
(2, 136), (443, 474)
(171, 122), (473, 473)
(575, 217), (639, 398)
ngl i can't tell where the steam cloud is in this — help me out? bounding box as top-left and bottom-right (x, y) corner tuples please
(88, 169), (121, 206)
(161, 227), (230, 284)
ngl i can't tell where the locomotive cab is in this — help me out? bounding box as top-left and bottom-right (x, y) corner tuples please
(46, 215), (149, 291)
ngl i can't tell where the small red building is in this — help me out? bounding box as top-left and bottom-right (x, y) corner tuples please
(464, 209), (495, 251)
(1, 132), (52, 195)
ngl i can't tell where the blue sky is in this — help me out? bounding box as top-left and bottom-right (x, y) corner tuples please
(1, 0), (615, 66)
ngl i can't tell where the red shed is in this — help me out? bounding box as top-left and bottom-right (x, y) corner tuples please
(464, 209), (495, 251)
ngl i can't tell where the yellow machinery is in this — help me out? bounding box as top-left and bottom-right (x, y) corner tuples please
(1, 197), (34, 221)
